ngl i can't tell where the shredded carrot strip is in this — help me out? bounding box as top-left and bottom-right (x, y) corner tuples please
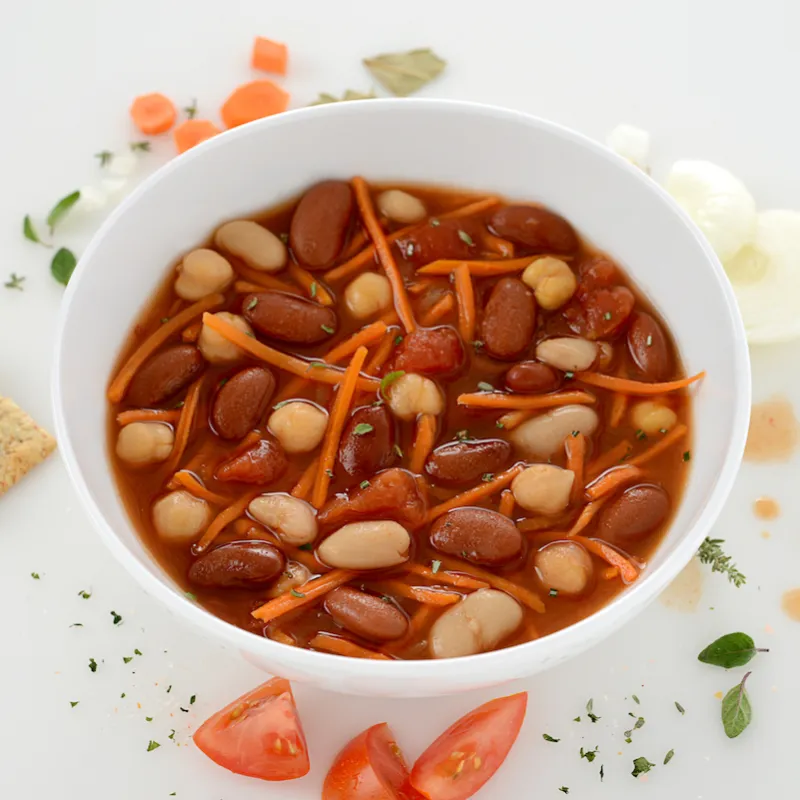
(409, 414), (437, 474)
(233, 279), (299, 296)
(427, 465), (524, 522)
(381, 580), (461, 606)
(165, 298), (183, 319)
(404, 562), (488, 590)
(171, 471), (229, 505)
(498, 489), (515, 517)
(116, 409), (181, 426)
(195, 491), (261, 553)
(575, 371), (705, 395)
(496, 409), (535, 431)
(162, 378), (203, 475)
(201, 312), (378, 392)
(609, 392), (628, 427)
(565, 432), (586, 505)
(457, 390), (595, 410)
(252, 569), (356, 622)
(323, 223), (417, 283)
(108, 294), (224, 403)
(365, 331), (395, 375)
(268, 628), (296, 647)
(309, 633), (391, 660)
(481, 233), (515, 257)
(585, 465), (643, 501)
(291, 458), (319, 500)
(167, 452), (209, 485)
(419, 293), (455, 326)
(417, 256), (534, 277)
(407, 280), (435, 295)
(340, 227), (368, 261)
(233, 263), (298, 292)
(434, 554), (545, 613)
(352, 177), (416, 333)
(454, 263), (476, 342)
(383, 605), (438, 655)
(566, 498), (608, 537)
(602, 567), (620, 580)
(438, 196), (500, 221)
(586, 439), (633, 479)
(181, 321), (202, 342)
(628, 424), (689, 467)
(311, 346), (368, 508)
(573, 536), (639, 583)
(287, 263), (334, 306)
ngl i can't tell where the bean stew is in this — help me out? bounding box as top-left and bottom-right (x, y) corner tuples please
(108, 179), (702, 660)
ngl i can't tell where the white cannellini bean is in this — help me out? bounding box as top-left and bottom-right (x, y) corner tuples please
(511, 405), (599, 459)
(267, 561), (312, 598)
(317, 521), (411, 570)
(116, 422), (174, 465)
(268, 401), (328, 454)
(174, 249), (234, 301)
(630, 401), (678, 435)
(376, 190), (427, 224)
(535, 337), (598, 372)
(521, 257), (578, 310)
(214, 220), (287, 272)
(198, 312), (253, 364)
(248, 493), (318, 546)
(512, 464), (574, 514)
(429, 589), (523, 659)
(344, 272), (393, 319)
(152, 491), (211, 543)
(386, 373), (444, 421)
(534, 541), (594, 595)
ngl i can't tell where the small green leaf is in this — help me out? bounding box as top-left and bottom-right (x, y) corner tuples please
(477, 381), (494, 392)
(190, 695), (196, 704)
(353, 423), (375, 437)
(5, 273), (25, 290)
(721, 671), (753, 738)
(23, 214), (49, 246)
(458, 230), (474, 246)
(51, 247), (78, 286)
(549, 588), (558, 597)
(380, 370), (405, 397)
(363, 48), (446, 97)
(431, 559), (441, 574)
(88, 658), (98, 672)
(698, 632), (767, 669)
(393, 443), (403, 458)
(580, 746), (599, 762)
(46, 191), (81, 233)
(78, 589), (91, 599)
(134, 649), (142, 656)
(31, 572), (40, 580)
(247, 297), (258, 310)
(70, 701), (79, 708)
(632, 694), (640, 704)
(298, 543), (314, 551)
(683, 450), (691, 462)
(542, 733), (560, 742)
(321, 324), (335, 334)
(110, 610), (122, 625)
(184, 592), (197, 601)
(123, 656), (133, 664)
(310, 282), (318, 297)
(130, 141), (151, 152)
(675, 701), (685, 715)
(183, 99), (198, 119)
(291, 589), (306, 598)
(558, 788), (569, 795)
(631, 757), (655, 778)
(95, 150), (114, 167)
(481, 473), (494, 482)
(360, 480), (370, 489)
(664, 749), (675, 765)
(146, 740), (161, 752)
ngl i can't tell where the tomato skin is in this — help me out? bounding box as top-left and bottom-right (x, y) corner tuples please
(323, 723), (410, 800)
(410, 692), (528, 800)
(193, 677), (309, 781)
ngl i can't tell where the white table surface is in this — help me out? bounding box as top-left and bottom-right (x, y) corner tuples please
(2, 1), (798, 797)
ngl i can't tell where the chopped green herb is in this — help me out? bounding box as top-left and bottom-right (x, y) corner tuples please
(5, 273), (26, 291)
(161, 317), (170, 324)
(573, 716), (581, 722)
(394, 335), (404, 346)
(31, 572), (40, 580)
(185, 592), (197, 601)
(190, 695), (196, 705)
(600, 764), (605, 781)
(558, 788), (569, 794)
(571, 430), (579, 437)
(291, 589), (306, 598)
(51, 247), (78, 286)
(130, 141), (151, 152)
(393, 443), (404, 458)
(70, 701), (79, 708)
(635, 429), (647, 441)
(697, 537), (746, 587)
(166, 685), (172, 693)
(325, 468), (334, 478)
(88, 658), (98, 672)
(321, 324), (335, 334)
(564, 371), (574, 379)
(631, 756), (655, 778)
(23, 214), (48, 246)
(646, 334), (653, 347)
(660, 427), (668, 434)
(580, 746), (599, 762)
(380, 370), (405, 397)
(246, 297), (258, 310)
(682, 450), (691, 462)
(430, 218), (440, 226)
(632, 694), (640, 704)
(495, 420), (505, 429)
(542, 734), (560, 742)
(664, 749), (675, 765)
(698, 632), (768, 669)
(721, 671), (753, 738)
(95, 150), (114, 167)
(603, 312), (612, 320)
(472, 340), (484, 350)
(458, 230), (474, 246)
(110, 611), (122, 625)
(481, 473), (496, 483)
(146, 740), (161, 752)
(69, 623), (83, 628)
(180, 707), (189, 713)
(134, 649), (142, 656)
(47, 190), (81, 233)
(549, 588), (558, 597)
(624, 717), (645, 739)
(168, 729), (176, 740)
(183, 98), (198, 119)
(123, 657), (133, 664)
(298, 543), (314, 551)
(353, 423), (374, 436)
(145, 716), (153, 722)
(455, 429), (471, 441)
(431, 560), (442, 574)
(310, 89), (377, 105)
(310, 282), (318, 298)
(675, 701), (685, 715)
(121, 693), (126, 698)
(477, 381), (494, 392)
(360, 480), (370, 489)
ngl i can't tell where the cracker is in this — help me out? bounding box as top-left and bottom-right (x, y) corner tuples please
(0, 396), (56, 496)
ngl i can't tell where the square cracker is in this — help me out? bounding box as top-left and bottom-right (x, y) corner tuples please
(0, 396), (56, 496)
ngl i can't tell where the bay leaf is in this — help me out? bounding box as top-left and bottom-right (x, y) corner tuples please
(310, 89), (376, 106)
(363, 48), (446, 96)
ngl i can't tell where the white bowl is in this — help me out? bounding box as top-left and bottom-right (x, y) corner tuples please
(52, 99), (750, 697)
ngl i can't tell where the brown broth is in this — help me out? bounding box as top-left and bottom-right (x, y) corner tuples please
(108, 181), (692, 659)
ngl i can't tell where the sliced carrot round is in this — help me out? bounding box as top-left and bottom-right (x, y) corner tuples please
(173, 119), (221, 154)
(252, 36), (288, 75)
(221, 80), (290, 129)
(130, 92), (177, 135)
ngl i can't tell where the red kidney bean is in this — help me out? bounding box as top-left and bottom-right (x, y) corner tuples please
(338, 404), (396, 478)
(504, 361), (563, 394)
(489, 205), (578, 253)
(425, 439), (512, 486)
(215, 437), (288, 484)
(188, 541), (285, 588)
(480, 277), (536, 360)
(289, 180), (354, 269)
(391, 326), (466, 378)
(211, 367), (275, 440)
(243, 291), (338, 344)
(396, 219), (478, 265)
(575, 256), (619, 301)
(126, 344), (204, 406)
(627, 312), (671, 381)
(596, 484), (670, 543)
(318, 468), (428, 530)
(324, 586), (408, 642)
(563, 286), (635, 340)
(430, 507), (523, 566)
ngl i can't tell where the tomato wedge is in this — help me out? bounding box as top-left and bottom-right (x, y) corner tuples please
(323, 723), (411, 800)
(409, 692), (527, 800)
(193, 677), (309, 781)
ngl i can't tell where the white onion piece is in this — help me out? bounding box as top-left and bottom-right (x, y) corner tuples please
(725, 210), (800, 343)
(108, 152), (139, 177)
(75, 185), (108, 213)
(606, 124), (650, 170)
(666, 160), (756, 262)
(101, 177), (130, 202)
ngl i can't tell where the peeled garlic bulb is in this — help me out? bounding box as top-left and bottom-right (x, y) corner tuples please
(725, 210), (800, 343)
(666, 160), (756, 262)
(606, 124), (650, 170)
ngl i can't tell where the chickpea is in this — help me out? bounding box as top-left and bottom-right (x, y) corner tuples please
(116, 422), (174, 465)
(152, 491), (211, 543)
(386, 373), (444, 421)
(174, 249), (234, 301)
(522, 257), (577, 310)
(214, 220), (287, 273)
(536, 337), (598, 372)
(429, 589), (523, 659)
(268, 401), (328, 454)
(512, 464), (574, 514)
(597, 341), (614, 370)
(267, 561), (312, 599)
(344, 272), (393, 320)
(534, 541), (594, 596)
(248, 493), (318, 546)
(630, 401), (678, 435)
(317, 521), (411, 570)
(511, 405), (599, 459)
(376, 189), (427, 224)
(198, 312), (253, 364)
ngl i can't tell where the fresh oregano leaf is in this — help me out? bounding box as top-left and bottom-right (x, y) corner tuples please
(631, 757), (655, 778)
(698, 632), (768, 669)
(353, 423), (374, 436)
(380, 370), (405, 397)
(46, 190), (81, 234)
(721, 671), (752, 738)
(363, 48), (446, 97)
(23, 215), (49, 246)
(51, 248), (78, 286)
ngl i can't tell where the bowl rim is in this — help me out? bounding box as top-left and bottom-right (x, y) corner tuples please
(52, 97), (751, 681)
